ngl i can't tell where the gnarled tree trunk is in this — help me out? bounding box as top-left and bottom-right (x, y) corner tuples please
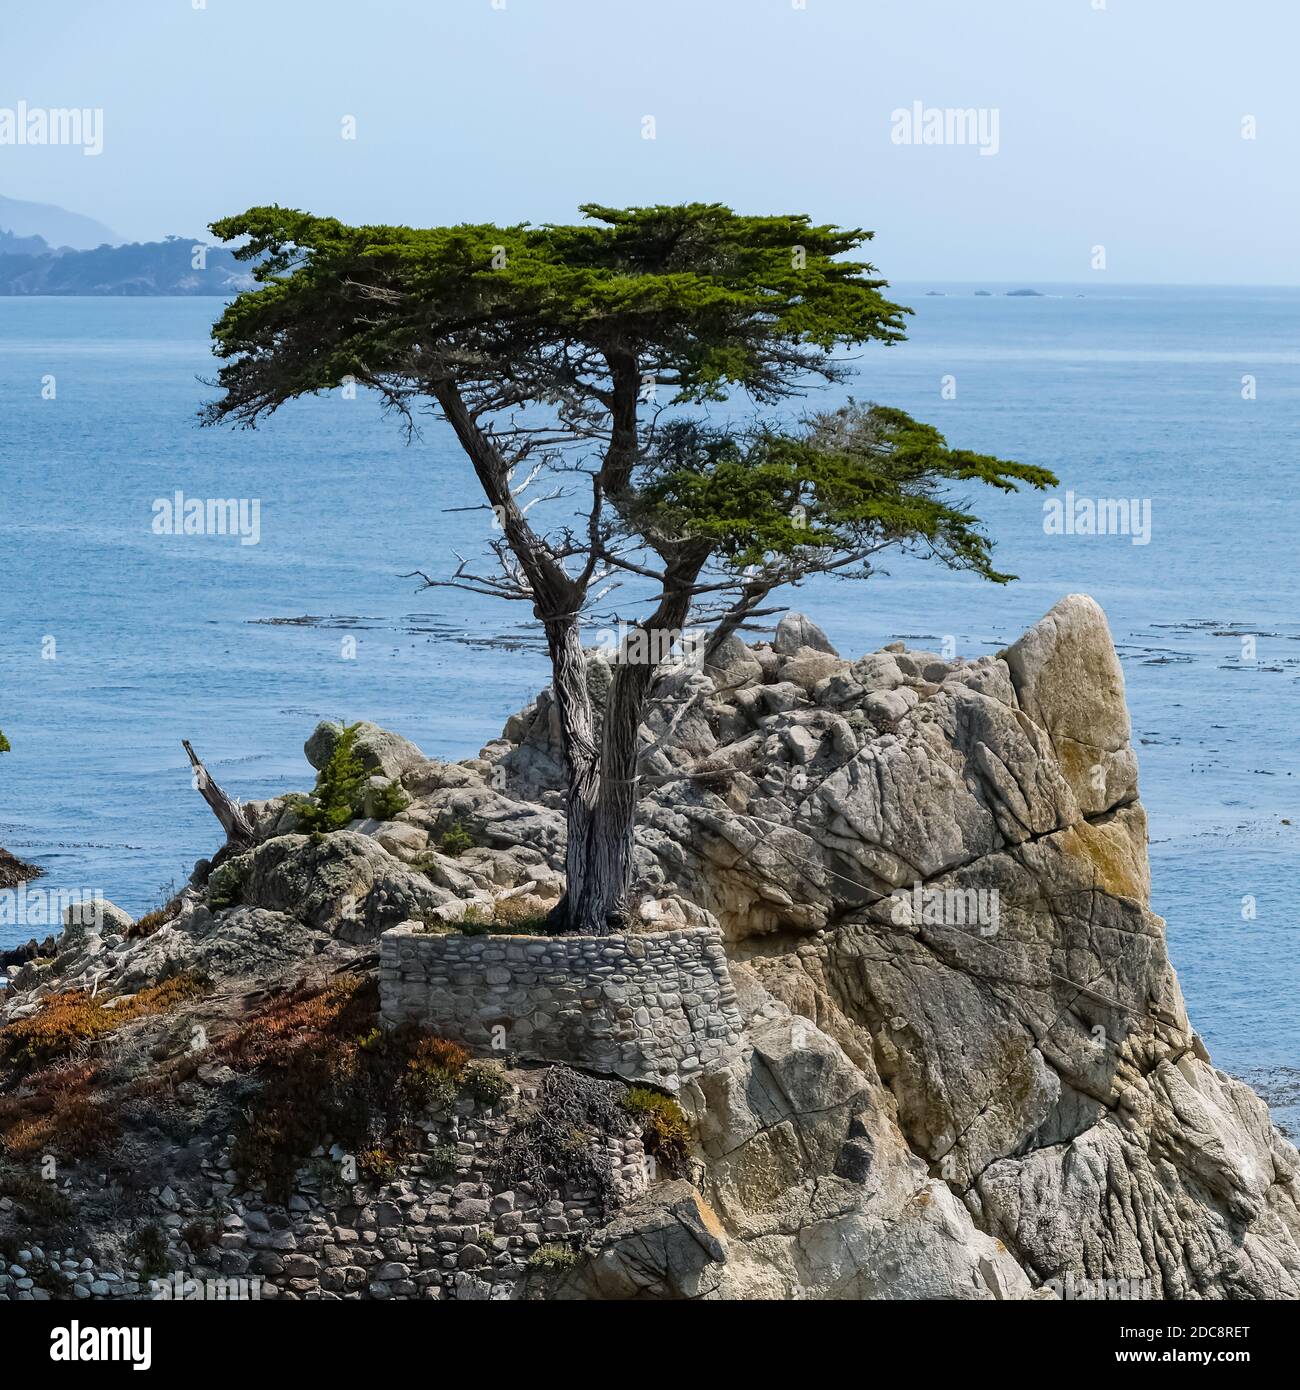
(543, 616), (603, 933)
(553, 551), (706, 935)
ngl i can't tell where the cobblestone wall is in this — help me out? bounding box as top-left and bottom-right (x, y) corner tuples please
(379, 925), (744, 1088)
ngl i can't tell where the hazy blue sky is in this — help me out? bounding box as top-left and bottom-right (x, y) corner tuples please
(2, 0), (1296, 282)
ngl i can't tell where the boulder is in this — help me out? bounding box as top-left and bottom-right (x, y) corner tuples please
(349, 722), (428, 781)
(778, 648), (846, 694)
(555, 1182), (727, 1300)
(850, 652), (909, 693)
(1001, 593), (1138, 816)
(370, 821), (430, 862)
(772, 613), (837, 657)
(304, 720), (343, 771)
(863, 685), (919, 723)
(704, 635), (763, 692)
(62, 897), (133, 947)
(212, 831), (456, 941)
(112, 906), (327, 993)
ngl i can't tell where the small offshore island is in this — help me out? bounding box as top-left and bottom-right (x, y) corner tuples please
(2, 597), (1297, 1301)
(0, 849), (39, 893)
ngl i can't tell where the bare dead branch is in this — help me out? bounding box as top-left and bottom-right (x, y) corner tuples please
(182, 740), (255, 845)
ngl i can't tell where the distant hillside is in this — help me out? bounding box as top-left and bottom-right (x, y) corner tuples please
(0, 193), (118, 250)
(0, 228), (55, 257)
(0, 235), (255, 296)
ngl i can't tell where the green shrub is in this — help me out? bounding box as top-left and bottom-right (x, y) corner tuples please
(294, 723), (367, 832)
(463, 1061), (509, 1106)
(425, 1142), (459, 1178)
(291, 725), (410, 830)
(206, 854), (249, 910)
(369, 780), (410, 821)
(529, 1243), (578, 1271)
(438, 823), (475, 857)
(127, 1223), (170, 1278)
(623, 1087), (691, 1175)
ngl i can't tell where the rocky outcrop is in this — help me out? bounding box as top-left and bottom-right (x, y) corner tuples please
(0, 847), (40, 891)
(481, 594), (1300, 1299)
(2, 595), (1296, 1301)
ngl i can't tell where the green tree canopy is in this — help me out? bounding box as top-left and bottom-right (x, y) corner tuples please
(205, 202), (909, 423)
(204, 202), (1055, 933)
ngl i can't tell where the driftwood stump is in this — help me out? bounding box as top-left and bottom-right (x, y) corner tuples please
(183, 739), (255, 845)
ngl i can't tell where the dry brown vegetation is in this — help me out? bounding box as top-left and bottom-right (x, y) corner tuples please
(0, 974), (206, 1073)
(0, 973), (209, 1161)
(214, 975), (486, 1201)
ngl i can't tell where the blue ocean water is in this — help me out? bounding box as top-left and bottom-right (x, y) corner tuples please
(0, 286), (1296, 1115)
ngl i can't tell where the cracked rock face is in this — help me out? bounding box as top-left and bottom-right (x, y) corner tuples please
(490, 594), (1300, 1298)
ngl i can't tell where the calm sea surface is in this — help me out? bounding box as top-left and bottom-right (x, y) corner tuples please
(1, 285), (1296, 1121)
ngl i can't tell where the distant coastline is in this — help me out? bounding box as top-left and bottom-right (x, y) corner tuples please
(0, 232), (251, 296)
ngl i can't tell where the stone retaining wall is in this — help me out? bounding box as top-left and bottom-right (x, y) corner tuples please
(379, 925), (744, 1088)
(0, 1072), (648, 1302)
